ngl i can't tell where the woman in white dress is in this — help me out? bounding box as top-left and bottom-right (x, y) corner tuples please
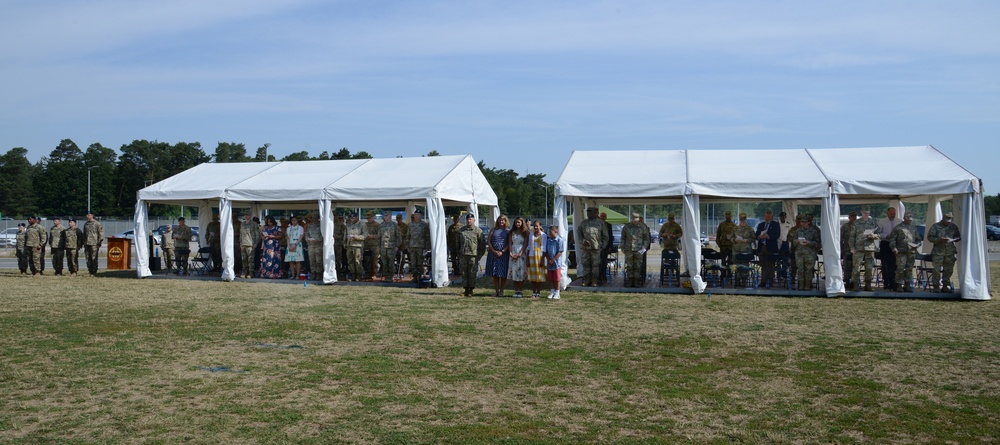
(284, 215), (305, 279)
(507, 217), (529, 298)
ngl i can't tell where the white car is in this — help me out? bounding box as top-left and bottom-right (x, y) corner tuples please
(0, 227), (19, 248)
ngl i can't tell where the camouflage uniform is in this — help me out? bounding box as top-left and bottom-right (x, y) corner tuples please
(840, 218), (857, 288)
(794, 218), (821, 290)
(620, 220), (650, 287)
(344, 219), (367, 280)
(206, 217), (222, 273)
(15, 225), (28, 274)
(888, 220), (921, 292)
(364, 217), (381, 279)
(457, 221), (485, 296)
(927, 219), (961, 292)
(377, 219), (401, 282)
(304, 218), (323, 279)
(25, 220), (43, 275)
(83, 217), (104, 275)
(716, 213), (736, 268)
(786, 215), (803, 283)
(733, 223), (756, 256)
(239, 218), (260, 278)
(334, 217), (347, 277)
(408, 218), (431, 280)
(161, 226), (175, 273)
(658, 219), (682, 252)
(576, 213), (608, 286)
(62, 222), (84, 275)
(49, 221), (66, 275)
(447, 219), (462, 274)
(173, 224), (193, 275)
(852, 216), (880, 291)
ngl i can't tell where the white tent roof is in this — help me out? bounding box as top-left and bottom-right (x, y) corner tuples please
(556, 146), (981, 199)
(138, 154), (499, 207)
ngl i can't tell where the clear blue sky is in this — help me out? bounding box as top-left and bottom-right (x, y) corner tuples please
(2, 1), (998, 193)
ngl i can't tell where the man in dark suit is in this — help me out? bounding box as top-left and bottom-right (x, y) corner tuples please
(755, 210), (782, 288)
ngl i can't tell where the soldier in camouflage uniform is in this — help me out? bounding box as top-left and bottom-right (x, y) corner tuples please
(840, 211), (857, 289)
(851, 206), (880, 291)
(239, 213), (260, 278)
(363, 212), (380, 279)
(25, 216), (43, 275)
(733, 213), (756, 258)
(344, 212), (367, 281)
(447, 214), (462, 275)
(62, 218), (84, 276)
(15, 223), (27, 274)
(620, 213), (651, 287)
(83, 211), (104, 276)
(716, 211), (736, 272)
(927, 212), (961, 293)
(161, 224), (175, 274)
(577, 207), (608, 287)
(794, 214), (822, 290)
(49, 217), (66, 275)
(888, 212), (921, 293)
(408, 211), (431, 281)
(36, 216), (48, 274)
(396, 214), (410, 278)
(659, 213), (682, 252)
(785, 214), (803, 285)
(304, 213), (323, 280)
(457, 213), (485, 296)
(206, 214), (222, 274)
(172, 217), (193, 275)
(377, 213), (401, 282)
(334, 215), (347, 278)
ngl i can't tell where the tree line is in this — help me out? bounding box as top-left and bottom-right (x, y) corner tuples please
(0, 140), (554, 219)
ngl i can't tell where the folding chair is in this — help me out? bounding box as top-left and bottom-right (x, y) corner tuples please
(660, 250), (681, 287)
(190, 246), (214, 277)
(733, 253), (758, 289)
(702, 250), (727, 288)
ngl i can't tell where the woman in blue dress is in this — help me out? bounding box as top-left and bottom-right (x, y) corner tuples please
(259, 215), (283, 279)
(485, 215), (510, 297)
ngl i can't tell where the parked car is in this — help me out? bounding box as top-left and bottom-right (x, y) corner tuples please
(0, 227), (19, 247)
(987, 225), (1000, 241)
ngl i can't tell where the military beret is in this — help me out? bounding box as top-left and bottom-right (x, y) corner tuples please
(86, 210), (93, 215)
(350, 212), (359, 217)
(779, 211), (787, 217)
(466, 214), (476, 219)
(586, 207), (598, 212)
(739, 212), (747, 219)
(943, 212), (954, 220)
(803, 214), (814, 222)
(68, 218), (76, 223)
(178, 216), (185, 221)
(414, 210), (423, 214)
(18, 223), (25, 227)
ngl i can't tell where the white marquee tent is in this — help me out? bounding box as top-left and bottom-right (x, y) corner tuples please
(133, 155), (500, 287)
(554, 146), (990, 300)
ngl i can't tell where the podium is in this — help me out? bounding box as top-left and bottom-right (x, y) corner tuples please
(107, 237), (132, 270)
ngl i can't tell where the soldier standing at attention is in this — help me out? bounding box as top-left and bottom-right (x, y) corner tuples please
(161, 224), (175, 274)
(715, 210), (736, 271)
(83, 210), (104, 276)
(49, 217), (66, 275)
(786, 214), (803, 286)
(36, 216), (48, 275)
(733, 213), (756, 259)
(659, 213), (682, 252)
(794, 214), (821, 291)
(457, 213), (485, 297)
(303, 213), (323, 280)
(577, 207), (608, 287)
(620, 212), (650, 288)
(408, 210), (431, 282)
(395, 214), (410, 278)
(25, 216), (43, 275)
(840, 211), (857, 290)
(447, 214), (462, 275)
(927, 212), (961, 293)
(851, 206), (880, 291)
(172, 217), (193, 276)
(377, 212), (401, 283)
(206, 214), (222, 274)
(888, 212), (921, 293)
(15, 223), (28, 274)
(344, 212), (367, 281)
(62, 218), (84, 276)
(239, 213), (260, 278)
(363, 212), (380, 279)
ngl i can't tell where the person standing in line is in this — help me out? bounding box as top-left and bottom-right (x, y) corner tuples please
(716, 210), (737, 272)
(62, 218), (84, 276)
(755, 210), (781, 288)
(851, 206), (880, 291)
(408, 210), (431, 282)
(304, 213), (324, 281)
(785, 214), (803, 286)
(377, 212), (401, 283)
(284, 215), (305, 279)
(620, 212), (650, 288)
(172, 217), (193, 275)
(25, 217), (42, 275)
(577, 207), (608, 287)
(344, 212), (367, 281)
(457, 213), (485, 297)
(161, 224), (175, 274)
(485, 215), (511, 296)
(49, 217), (66, 275)
(395, 213), (410, 278)
(206, 214), (222, 274)
(877, 207), (900, 290)
(527, 220), (547, 299)
(794, 214), (822, 291)
(334, 215), (347, 278)
(15, 223), (28, 274)
(507, 217), (529, 297)
(544, 225), (565, 300)
(888, 212), (921, 293)
(362, 212), (380, 280)
(259, 215), (284, 279)
(927, 212), (961, 293)
(239, 213), (260, 278)
(447, 214), (462, 275)
(36, 216), (48, 275)
(83, 210), (104, 276)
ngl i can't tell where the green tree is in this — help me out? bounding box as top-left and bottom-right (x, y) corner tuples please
(35, 139), (87, 216)
(214, 142), (251, 163)
(84, 143), (118, 216)
(116, 140), (208, 216)
(0, 147), (38, 216)
(254, 143), (274, 162)
(282, 151), (312, 161)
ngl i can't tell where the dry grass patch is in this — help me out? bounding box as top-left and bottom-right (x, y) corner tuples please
(0, 266), (999, 443)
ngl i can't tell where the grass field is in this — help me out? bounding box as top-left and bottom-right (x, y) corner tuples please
(1, 267), (999, 444)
